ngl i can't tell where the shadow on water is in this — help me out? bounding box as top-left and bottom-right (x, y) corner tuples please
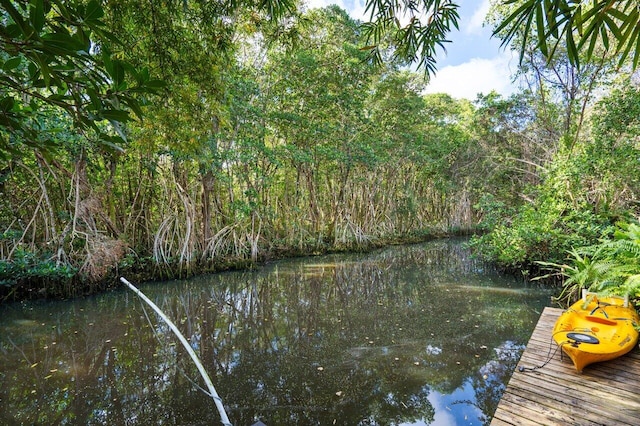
(0, 238), (553, 425)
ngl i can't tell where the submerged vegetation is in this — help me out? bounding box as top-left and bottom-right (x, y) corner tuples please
(2, 1), (640, 301)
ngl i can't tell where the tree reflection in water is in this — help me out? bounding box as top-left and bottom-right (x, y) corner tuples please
(0, 238), (551, 425)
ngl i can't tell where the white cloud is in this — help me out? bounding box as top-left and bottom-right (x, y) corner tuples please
(303, 0), (368, 21)
(466, 0), (491, 34)
(304, 0), (337, 8)
(303, 0), (345, 14)
(423, 52), (518, 100)
(426, 391), (458, 426)
(350, 0), (368, 22)
(300, 0), (520, 101)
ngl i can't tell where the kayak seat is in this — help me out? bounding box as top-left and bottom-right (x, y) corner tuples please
(585, 315), (617, 325)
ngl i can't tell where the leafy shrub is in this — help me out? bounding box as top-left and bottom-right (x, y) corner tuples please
(537, 221), (640, 305)
(471, 190), (613, 271)
(0, 249), (77, 287)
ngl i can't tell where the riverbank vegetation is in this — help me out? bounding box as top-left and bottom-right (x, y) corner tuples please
(2, 0), (640, 302)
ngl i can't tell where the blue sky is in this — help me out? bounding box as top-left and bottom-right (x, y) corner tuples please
(304, 0), (520, 100)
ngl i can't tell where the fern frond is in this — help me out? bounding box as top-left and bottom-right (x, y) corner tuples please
(620, 274), (640, 298)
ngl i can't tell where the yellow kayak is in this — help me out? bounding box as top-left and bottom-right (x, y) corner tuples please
(552, 292), (639, 373)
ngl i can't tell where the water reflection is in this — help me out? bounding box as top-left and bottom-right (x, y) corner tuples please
(0, 238), (552, 425)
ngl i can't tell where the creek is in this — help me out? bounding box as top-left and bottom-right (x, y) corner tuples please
(0, 238), (553, 425)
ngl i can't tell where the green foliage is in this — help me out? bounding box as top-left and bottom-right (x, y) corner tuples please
(469, 91), (558, 200)
(592, 86), (640, 137)
(0, 0), (163, 158)
(0, 248), (76, 286)
(588, 86), (640, 192)
(470, 144), (617, 269)
(7, 0), (639, 302)
(594, 222), (640, 298)
(472, 198), (558, 268)
(537, 221), (640, 306)
(536, 247), (614, 306)
(495, 0), (640, 69)
(2, 0), (636, 164)
(471, 78), (640, 272)
(361, 0), (460, 76)
(360, 0), (640, 76)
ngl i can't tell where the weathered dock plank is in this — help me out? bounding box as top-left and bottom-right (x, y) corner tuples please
(491, 307), (640, 425)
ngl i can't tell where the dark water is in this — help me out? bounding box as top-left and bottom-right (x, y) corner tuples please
(0, 239), (552, 425)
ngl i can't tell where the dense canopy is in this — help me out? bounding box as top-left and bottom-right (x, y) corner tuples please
(1, 0), (640, 302)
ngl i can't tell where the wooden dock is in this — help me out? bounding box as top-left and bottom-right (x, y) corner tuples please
(491, 307), (640, 425)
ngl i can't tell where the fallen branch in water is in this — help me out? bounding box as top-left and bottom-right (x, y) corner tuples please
(120, 277), (232, 426)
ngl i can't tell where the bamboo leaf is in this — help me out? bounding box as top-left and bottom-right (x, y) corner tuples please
(2, 56), (22, 71)
(100, 108), (131, 122)
(633, 24), (640, 70)
(493, 0), (535, 40)
(618, 21), (640, 68)
(565, 22), (579, 68)
(600, 24), (610, 51)
(30, 0), (45, 33)
(520, 7), (536, 63)
(585, 26), (598, 59)
(123, 97), (144, 121)
(535, 1), (548, 57)
(1, 0), (30, 38)
(0, 96), (16, 112)
(576, 14), (601, 51)
(602, 14), (622, 40)
(84, 0), (104, 22)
